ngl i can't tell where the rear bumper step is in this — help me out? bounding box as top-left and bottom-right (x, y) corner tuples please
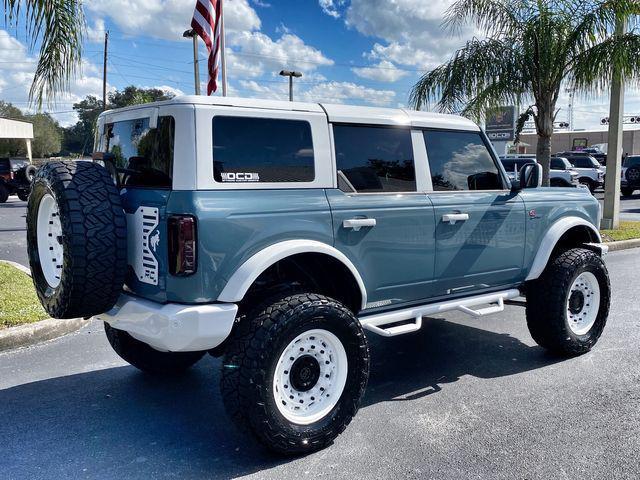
(359, 289), (521, 337)
(96, 294), (238, 352)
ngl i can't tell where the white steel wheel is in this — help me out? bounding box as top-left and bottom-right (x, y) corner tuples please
(566, 271), (600, 335)
(273, 328), (348, 425)
(36, 193), (63, 288)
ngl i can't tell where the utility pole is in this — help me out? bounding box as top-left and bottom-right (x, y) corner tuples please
(566, 88), (574, 131)
(102, 30), (109, 111)
(183, 30), (201, 95)
(279, 70), (302, 101)
(602, 16), (626, 230)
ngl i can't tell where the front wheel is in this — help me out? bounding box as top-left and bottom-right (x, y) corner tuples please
(621, 187), (634, 197)
(526, 248), (610, 356)
(221, 293), (370, 455)
(17, 190), (29, 201)
(104, 323), (206, 375)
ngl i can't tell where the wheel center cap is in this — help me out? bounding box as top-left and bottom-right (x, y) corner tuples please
(289, 355), (321, 392)
(569, 290), (585, 314)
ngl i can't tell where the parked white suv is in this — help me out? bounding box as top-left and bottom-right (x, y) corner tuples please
(500, 155), (579, 187)
(560, 155), (605, 192)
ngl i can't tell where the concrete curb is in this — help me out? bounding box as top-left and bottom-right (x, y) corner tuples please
(0, 317), (90, 352)
(0, 260), (30, 275)
(604, 238), (640, 252)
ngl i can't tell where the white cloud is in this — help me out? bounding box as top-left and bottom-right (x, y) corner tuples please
(319, 0), (345, 18)
(87, 18), (107, 43)
(228, 32), (333, 79)
(251, 0), (271, 7)
(352, 60), (409, 82)
(85, 0), (261, 41)
(300, 81), (396, 106)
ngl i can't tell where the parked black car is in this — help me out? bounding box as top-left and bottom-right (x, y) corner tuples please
(0, 158), (37, 202)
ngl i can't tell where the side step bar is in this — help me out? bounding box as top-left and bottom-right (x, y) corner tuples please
(359, 289), (521, 337)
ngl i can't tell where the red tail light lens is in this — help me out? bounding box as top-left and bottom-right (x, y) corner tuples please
(168, 215), (197, 276)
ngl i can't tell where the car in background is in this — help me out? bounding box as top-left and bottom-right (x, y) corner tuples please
(558, 155), (605, 192)
(621, 155), (640, 197)
(499, 155), (580, 187)
(0, 158), (37, 202)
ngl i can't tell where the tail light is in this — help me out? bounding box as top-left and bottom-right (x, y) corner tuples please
(168, 215), (197, 276)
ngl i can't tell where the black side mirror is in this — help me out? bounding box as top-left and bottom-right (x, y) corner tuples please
(519, 163), (542, 189)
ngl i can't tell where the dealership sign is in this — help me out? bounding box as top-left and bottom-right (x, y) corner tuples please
(486, 106), (516, 142)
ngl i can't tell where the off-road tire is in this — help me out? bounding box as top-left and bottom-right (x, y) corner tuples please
(17, 190), (29, 201)
(221, 293), (370, 455)
(526, 248), (610, 356)
(621, 187), (635, 197)
(625, 166), (640, 188)
(104, 323), (206, 374)
(579, 178), (596, 193)
(0, 183), (8, 203)
(27, 161), (127, 318)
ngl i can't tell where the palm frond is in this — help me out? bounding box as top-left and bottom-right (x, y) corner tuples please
(443, 0), (524, 36)
(409, 38), (525, 113)
(4, 0), (85, 108)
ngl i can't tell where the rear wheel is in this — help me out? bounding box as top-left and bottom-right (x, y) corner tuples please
(17, 190), (29, 201)
(526, 248), (610, 356)
(221, 293), (370, 455)
(104, 323), (206, 375)
(621, 187), (634, 197)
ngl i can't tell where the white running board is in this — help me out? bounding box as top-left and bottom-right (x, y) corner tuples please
(359, 289), (521, 337)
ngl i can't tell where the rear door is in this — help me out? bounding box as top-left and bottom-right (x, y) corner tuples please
(326, 124), (437, 309)
(422, 129), (526, 297)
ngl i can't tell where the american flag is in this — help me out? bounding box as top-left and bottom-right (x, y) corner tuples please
(191, 0), (223, 95)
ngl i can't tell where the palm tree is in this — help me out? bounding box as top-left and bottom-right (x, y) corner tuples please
(4, 0), (85, 107)
(410, 0), (640, 185)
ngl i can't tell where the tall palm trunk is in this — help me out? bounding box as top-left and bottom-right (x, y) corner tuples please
(535, 96), (555, 187)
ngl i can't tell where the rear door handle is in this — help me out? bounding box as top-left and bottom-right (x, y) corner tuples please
(442, 213), (469, 224)
(343, 218), (377, 231)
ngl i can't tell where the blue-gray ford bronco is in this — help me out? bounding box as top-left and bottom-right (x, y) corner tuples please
(26, 96), (611, 455)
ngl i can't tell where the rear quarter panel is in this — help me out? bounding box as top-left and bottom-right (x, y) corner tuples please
(165, 189), (334, 303)
(518, 187), (600, 275)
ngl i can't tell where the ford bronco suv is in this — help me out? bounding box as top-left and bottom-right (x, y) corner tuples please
(26, 96), (611, 455)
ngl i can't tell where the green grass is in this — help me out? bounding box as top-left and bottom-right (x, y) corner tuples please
(0, 263), (48, 329)
(601, 221), (640, 242)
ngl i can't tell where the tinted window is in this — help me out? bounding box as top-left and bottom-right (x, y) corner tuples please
(551, 158), (567, 170)
(624, 156), (640, 168)
(570, 157), (598, 168)
(105, 116), (174, 188)
(213, 116), (314, 183)
(424, 130), (503, 191)
(334, 125), (415, 193)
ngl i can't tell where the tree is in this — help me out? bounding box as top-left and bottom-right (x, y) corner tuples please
(410, 0), (640, 185)
(3, 1), (84, 107)
(108, 86), (174, 109)
(28, 113), (62, 157)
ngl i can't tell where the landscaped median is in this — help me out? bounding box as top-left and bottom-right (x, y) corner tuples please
(0, 261), (88, 351)
(601, 221), (640, 251)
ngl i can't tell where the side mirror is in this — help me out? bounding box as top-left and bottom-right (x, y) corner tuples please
(519, 163), (542, 189)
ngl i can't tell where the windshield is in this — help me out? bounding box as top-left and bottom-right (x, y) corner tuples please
(623, 156), (640, 168)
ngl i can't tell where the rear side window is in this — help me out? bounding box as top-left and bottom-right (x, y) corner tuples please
(212, 116), (315, 183)
(333, 125), (415, 193)
(424, 130), (503, 191)
(551, 158), (567, 170)
(105, 116), (175, 189)
(571, 157), (598, 168)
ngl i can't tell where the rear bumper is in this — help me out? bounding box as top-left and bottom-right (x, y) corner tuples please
(96, 294), (238, 352)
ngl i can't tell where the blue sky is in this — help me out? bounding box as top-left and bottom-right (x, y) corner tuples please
(1, 0), (639, 129)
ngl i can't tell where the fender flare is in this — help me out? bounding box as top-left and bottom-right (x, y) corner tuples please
(525, 216), (602, 281)
(217, 239), (368, 310)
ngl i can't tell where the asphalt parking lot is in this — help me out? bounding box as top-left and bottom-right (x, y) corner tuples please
(0, 248), (639, 480)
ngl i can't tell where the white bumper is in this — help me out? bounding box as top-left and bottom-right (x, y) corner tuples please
(96, 294), (238, 352)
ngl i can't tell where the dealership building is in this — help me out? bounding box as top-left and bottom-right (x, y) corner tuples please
(516, 126), (640, 156)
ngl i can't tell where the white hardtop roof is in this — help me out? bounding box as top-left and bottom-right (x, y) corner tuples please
(99, 95), (479, 131)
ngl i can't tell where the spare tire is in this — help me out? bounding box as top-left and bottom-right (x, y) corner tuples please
(626, 166), (640, 186)
(27, 161), (127, 319)
(25, 164), (38, 182)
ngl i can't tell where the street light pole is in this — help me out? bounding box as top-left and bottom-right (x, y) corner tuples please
(183, 29), (201, 96)
(279, 70), (302, 101)
(602, 16), (626, 230)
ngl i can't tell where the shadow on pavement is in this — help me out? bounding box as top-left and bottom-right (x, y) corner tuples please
(0, 318), (560, 479)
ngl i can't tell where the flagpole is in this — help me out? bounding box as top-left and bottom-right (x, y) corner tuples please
(220, 0), (228, 97)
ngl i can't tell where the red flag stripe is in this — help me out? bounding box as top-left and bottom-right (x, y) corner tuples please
(191, 0), (222, 94)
